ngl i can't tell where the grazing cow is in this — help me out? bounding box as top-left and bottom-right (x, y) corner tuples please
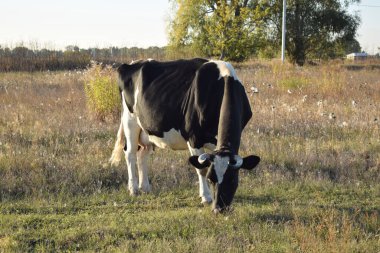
(110, 58), (260, 213)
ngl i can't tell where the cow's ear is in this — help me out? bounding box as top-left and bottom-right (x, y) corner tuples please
(189, 156), (210, 169)
(240, 155), (260, 170)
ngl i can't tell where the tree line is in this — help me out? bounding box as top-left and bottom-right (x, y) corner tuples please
(0, 45), (174, 72)
(0, 0), (364, 71)
(168, 0), (362, 65)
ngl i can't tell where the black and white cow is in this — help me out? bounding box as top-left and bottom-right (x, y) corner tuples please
(110, 58), (260, 213)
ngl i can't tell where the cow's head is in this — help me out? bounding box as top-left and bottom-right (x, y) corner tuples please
(189, 151), (260, 213)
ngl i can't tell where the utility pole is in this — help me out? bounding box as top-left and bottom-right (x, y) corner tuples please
(281, 0), (286, 63)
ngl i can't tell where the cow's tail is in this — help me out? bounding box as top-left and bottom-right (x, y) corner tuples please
(109, 120), (125, 166)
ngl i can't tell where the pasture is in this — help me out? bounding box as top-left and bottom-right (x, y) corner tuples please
(0, 60), (379, 252)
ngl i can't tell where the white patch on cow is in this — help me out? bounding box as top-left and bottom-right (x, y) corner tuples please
(133, 87), (139, 112)
(214, 155), (230, 184)
(121, 92), (140, 195)
(209, 60), (240, 81)
(147, 58), (154, 62)
(148, 128), (187, 150)
(137, 139), (152, 193)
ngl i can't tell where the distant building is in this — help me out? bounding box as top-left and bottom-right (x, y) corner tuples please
(346, 52), (368, 60)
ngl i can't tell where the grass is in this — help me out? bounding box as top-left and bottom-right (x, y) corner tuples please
(0, 181), (380, 252)
(1, 181), (379, 252)
(0, 60), (379, 252)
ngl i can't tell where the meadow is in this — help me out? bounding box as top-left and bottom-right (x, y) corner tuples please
(0, 60), (379, 252)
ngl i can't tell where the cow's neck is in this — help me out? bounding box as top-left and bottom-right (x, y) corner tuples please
(216, 77), (242, 155)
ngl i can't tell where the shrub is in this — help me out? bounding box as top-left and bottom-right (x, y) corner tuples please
(83, 61), (120, 121)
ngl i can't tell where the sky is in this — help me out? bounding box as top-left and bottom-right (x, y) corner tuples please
(350, 0), (380, 54)
(0, 0), (171, 49)
(0, 0), (379, 54)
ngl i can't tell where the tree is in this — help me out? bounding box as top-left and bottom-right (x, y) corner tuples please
(168, 0), (270, 62)
(266, 0), (360, 65)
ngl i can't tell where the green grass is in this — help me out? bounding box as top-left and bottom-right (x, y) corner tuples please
(1, 181), (379, 252)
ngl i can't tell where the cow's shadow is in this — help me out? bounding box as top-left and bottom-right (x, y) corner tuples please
(234, 194), (282, 206)
(234, 194), (380, 224)
(233, 194), (295, 223)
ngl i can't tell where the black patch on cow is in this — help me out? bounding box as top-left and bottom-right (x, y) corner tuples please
(241, 155), (261, 170)
(206, 165), (218, 184)
(118, 59), (208, 138)
(212, 168), (239, 210)
(117, 62), (145, 113)
(188, 155), (210, 169)
(184, 63), (224, 147)
(216, 76), (252, 154)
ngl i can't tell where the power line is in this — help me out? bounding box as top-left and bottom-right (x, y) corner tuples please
(357, 4), (380, 7)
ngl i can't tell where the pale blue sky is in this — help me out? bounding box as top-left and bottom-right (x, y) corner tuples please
(0, 0), (379, 54)
(0, 0), (170, 49)
(350, 0), (380, 54)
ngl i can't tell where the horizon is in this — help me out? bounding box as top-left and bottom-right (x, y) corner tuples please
(1, 0), (379, 54)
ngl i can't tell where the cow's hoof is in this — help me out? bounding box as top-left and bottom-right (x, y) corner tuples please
(213, 206), (233, 214)
(139, 184), (152, 194)
(129, 188), (139, 196)
(201, 196), (212, 205)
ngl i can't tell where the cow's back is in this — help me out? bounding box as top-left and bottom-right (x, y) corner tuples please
(134, 59), (207, 138)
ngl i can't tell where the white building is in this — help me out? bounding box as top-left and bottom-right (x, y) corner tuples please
(346, 52), (368, 60)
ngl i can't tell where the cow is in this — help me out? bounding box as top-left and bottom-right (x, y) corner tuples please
(109, 58), (260, 213)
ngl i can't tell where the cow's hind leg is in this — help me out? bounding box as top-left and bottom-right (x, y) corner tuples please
(137, 131), (152, 193)
(188, 143), (212, 204)
(122, 111), (140, 196)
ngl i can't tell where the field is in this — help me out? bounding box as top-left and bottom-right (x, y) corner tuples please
(0, 60), (379, 252)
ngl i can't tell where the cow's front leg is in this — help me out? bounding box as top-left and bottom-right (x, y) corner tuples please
(137, 131), (152, 193)
(195, 169), (212, 204)
(122, 113), (140, 196)
(188, 143), (212, 204)
(137, 145), (152, 193)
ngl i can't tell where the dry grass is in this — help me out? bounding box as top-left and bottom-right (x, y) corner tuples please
(289, 208), (379, 253)
(1, 60), (379, 198)
(238, 60), (380, 183)
(0, 71), (121, 199)
(0, 60), (379, 251)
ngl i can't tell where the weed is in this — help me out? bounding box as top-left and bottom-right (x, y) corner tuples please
(83, 61), (120, 121)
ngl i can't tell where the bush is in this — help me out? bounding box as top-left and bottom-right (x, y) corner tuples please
(83, 61), (121, 121)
